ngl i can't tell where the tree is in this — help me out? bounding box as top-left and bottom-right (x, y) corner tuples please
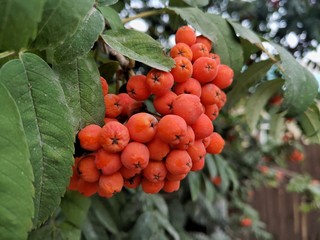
(0, 0), (319, 239)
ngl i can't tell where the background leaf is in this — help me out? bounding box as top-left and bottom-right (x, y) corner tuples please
(101, 29), (175, 71)
(188, 171), (202, 201)
(53, 54), (105, 132)
(272, 43), (319, 116)
(245, 78), (284, 130)
(226, 59), (274, 109)
(227, 20), (263, 47)
(54, 8), (105, 64)
(60, 191), (91, 228)
(98, 6), (124, 29)
(32, 0), (94, 49)
(0, 0), (45, 51)
(0, 53), (74, 228)
(298, 103), (320, 143)
(0, 83), (34, 239)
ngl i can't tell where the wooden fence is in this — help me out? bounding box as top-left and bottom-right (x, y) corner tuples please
(251, 144), (320, 240)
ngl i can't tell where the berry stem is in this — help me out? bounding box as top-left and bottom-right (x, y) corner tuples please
(0, 51), (16, 59)
(122, 9), (166, 24)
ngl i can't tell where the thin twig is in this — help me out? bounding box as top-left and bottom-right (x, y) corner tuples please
(122, 9), (166, 24)
(0, 51), (16, 59)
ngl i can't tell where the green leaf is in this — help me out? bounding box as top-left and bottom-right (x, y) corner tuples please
(272, 43), (319, 116)
(32, 0), (94, 49)
(53, 55), (105, 132)
(0, 83), (34, 239)
(204, 13), (243, 75)
(101, 29), (175, 71)
(98, 6), (124, 29)
(245, 78), (284, 130)
(61, 191), (91, 228)
(168, 7), (218, 43)
(188, 171), (202, 201)
(182, 0), (209, 7)
(205, 154), (217, 178)
(0, 0), (45, 51)
(92, 197), (119, 235)
(269, 112), (286, 144)
(226, 59), (274, 109)
(0, 53), (74, 228)
(168, 8), (243, 74)
(150, 195), (169, 217)
(54, 8), (104, 63)
(96, 0), (118, 6)
(214, 156), (229, 193)
(227, 20), (263, 47)
(155, 212), (180, 240)
(203, 175), (215, 202)
(299, 103), (320, 143)
(129, 212), (159, 240)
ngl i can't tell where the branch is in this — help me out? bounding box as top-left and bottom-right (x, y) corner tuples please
(122, 9), (166, 24)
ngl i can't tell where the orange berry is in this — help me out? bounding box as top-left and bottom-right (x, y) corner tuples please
(156, 114), (188, 144)
(77, 179), (98, 197)
(170, 43), (193, 61)
(141, 178), (164, 194)
(187, 140), (206, 163)
(98, 171), (123, 196)
(126, 75), (151, 101)
(99, 121), (130, 153)
(191, 157), (205, 171)
(204, 104), (219, 121)
(202, 135), (211, 148)
(200, 83), (221, 105)
(153, 91), (177, 115)
(104, 117), (118, 124)
(166, 172), (187, 181)
(146, 137), (170, 161)
(78, 124), (102, 151)
(289, 149), (304, 162)
(146, 69), (174, 96)
(208, 53), (221, 65)
(124, 174), (141, 189)
(195, 35), (212, 52)
(118, 93), (136, 116)
(126, 100), (145, 117)
(170, 56), (193, 83)
(174, 77), (202, 97)
(190, 113), (213, 139)
(77, 154), (101, 183)
(211, 176), (221, 186)
(126, 112), (158, 143)
(95, 148), (122, 175)
(100, 76), (109, 96)
(143, 161), (167, 183)
(190, 43), (209, 62)
(175, 25), (196, 46)
(165, 150), (192, 175)
(216, 91), (227, 109)
(212, 64), (234, 89)
(192, 57), (219, 84)
(119, 166), (141, 179)
(172, 94), (203, 125)
(206, 132), (225, 154)
(172, 126), (195, 150)
(104, 94), (123, 118)
(163, 180), (180, 193)
(240, 218), (252, 227)
(259, 165), (269, 174)
(121, 142), (150, 170)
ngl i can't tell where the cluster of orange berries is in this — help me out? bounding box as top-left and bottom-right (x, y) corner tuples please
(68, 25), (234, 198)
